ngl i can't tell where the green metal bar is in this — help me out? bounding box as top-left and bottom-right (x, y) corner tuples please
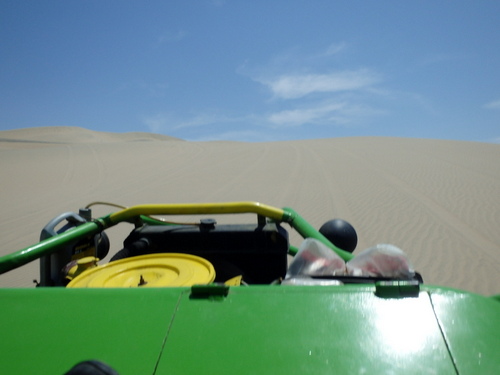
(139, 216), (177, 226)
(0, 221), (105, 275)
(288, 245), (299, 256)
(0, 202), (347, 274)
(283, 207), (355, 261)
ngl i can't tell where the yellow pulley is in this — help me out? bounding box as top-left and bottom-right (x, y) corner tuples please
(67, 253), (215, 288)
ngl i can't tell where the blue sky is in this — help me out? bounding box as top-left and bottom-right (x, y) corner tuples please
(1, 1), (499, 142)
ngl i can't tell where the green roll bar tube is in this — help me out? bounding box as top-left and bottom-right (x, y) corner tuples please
(0, 201), (353, 275)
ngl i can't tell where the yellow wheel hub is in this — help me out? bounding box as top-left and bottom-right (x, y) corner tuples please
(67, 253), (215, 288)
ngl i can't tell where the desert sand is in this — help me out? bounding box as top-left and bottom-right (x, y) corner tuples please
(1, 126), (499, 295)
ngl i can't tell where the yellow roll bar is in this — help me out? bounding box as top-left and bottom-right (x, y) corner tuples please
(108, 201), (289, 224)
(0, 201), (354, 275)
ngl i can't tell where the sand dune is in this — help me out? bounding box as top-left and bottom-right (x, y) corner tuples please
(1, 126), (499, 295)
(0, 126), (181, 148)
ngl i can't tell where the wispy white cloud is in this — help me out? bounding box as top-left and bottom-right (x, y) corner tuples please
(483, 99), (500, 110)
(142, 113), (173, 133)
(189, 130), (269, 142)
(142, 112), (223, 133)
(238, 42), (350, 81)
(175, 113), (228, 129)
(268, 100), (385, 127)
(147, 43), (386, 140)
(269, 102), (346, 126)
(257, 69), (380, 99)
(142, 111), (273, 141)
(142, 111), (257, 135)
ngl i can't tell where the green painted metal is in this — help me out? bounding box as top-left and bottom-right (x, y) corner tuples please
(0, 202), (341, 274)
(429, 289), (500, 374)
(0, 201), (499, 374)
(0, 220), (105, 274)
(0, 288), (182, 375)
(1, 285), (498, 374)
(283, 207), (354, 260)
(159, 286), (457, 374)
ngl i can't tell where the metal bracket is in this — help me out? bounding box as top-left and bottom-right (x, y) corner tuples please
(190, 284), (230, 300)
(375, 280), (420, 298)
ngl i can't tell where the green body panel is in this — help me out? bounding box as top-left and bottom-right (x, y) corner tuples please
(430, 289), (500, 374)
(160, 286), (454, 374)
(0, 288), (181, 374)
(1, 285), (498, 374)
